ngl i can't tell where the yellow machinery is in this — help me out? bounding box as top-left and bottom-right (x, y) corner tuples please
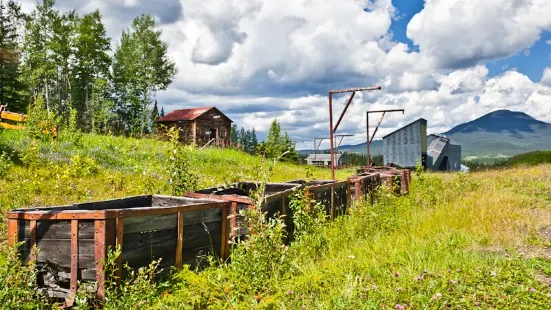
(0, 105), (27, 130)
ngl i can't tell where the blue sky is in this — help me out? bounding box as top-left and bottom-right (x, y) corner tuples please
(390, 0), (550, 82)
(22, 0), (551, 147)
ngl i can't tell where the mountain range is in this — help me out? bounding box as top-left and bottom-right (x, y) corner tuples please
(303, 110), (551, 159)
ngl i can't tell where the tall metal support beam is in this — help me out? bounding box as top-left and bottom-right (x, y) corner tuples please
(366, 109), (404, 168)
(328, 86), (382, 180)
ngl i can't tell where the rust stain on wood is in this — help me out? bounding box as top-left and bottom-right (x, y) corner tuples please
(7, 219), (18, 246)
(29, 220), (37, 265)
(115, 217), (124, 285)
(95, 220), (106, 301)
(175, 212), (184, 269)
(67, 219), (79, 307)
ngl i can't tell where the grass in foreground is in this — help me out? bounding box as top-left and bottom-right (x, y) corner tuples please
(145, 166), (551, 309)
(2, 128), (551, 309)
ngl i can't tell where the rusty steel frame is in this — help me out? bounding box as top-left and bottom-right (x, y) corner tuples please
(328, 86), (382, 180)
(366, 109), (404, 168)
(7, 198), (231, 303)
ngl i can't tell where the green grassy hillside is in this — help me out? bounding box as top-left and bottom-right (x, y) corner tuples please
(507, 150), (551, 167)
(0, 129), (353, 211)
(2, 129), (551, 309)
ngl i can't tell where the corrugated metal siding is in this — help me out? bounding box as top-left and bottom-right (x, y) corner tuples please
(383, 120), (427, 168)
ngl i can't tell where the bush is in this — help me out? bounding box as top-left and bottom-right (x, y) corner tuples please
(0, 243), (47, 309)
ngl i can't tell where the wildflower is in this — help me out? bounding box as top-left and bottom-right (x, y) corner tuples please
(348, 255), (355, 259)
(287, 290), (293, 295)
(371, 284), (378, 290)
(395, 304), (405, 310)
(415, 276), (423, 282)
(448, 279), (458, 285)
(546, 293), (551, 298)
(395, 271), (400, 278)
(396, 287), (403, 292)
(490, 271), (497, 277)
(529, 287), (537, 293)
(436, 293), (442, 298)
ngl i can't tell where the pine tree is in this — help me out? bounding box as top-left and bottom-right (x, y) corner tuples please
(0, 0), (26, 112)
(150, 99), (159, 131)
(251, 127), (258, 153)
(263, 118), (298, 162)
(230, 123), (238, 145)
(113, 14), (177, 135)
(160, 106), (165, 117)
(238, 127), (246, 149)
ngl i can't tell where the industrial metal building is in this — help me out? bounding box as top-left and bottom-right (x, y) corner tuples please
(426, 134), (462, 171)
(383, 121), (462, 171)
(382, 118), (428, 168)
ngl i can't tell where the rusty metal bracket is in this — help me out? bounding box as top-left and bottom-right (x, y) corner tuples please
(328, 86), (382, 179)
(366, 109), (404, 168)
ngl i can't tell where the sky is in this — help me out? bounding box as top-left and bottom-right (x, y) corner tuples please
(20, 0), (551, 149)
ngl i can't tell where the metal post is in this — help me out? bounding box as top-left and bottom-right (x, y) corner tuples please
(367, 111), (370, 168)
(329, 92), (335, 180)
(328, 86), (382, 180)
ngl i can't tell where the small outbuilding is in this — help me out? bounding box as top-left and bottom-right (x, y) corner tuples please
(156, 107), (232, 148)
(306, 153), (347, 167)
(426, 134), (462, 171)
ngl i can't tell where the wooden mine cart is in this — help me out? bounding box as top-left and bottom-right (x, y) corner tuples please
(348, 173), (382, 203)
(184, 182), (300, 240)
(285, 179), (350, 218)
(7, 195), (229, 306)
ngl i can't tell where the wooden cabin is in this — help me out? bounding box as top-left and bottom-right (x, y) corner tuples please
(156, 107), (233, 148)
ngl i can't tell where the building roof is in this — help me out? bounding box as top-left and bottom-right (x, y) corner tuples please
(428, 133), (460, 145)
(382, 118), (427, 139)
(156, 107), (232, 123)
(305, 153), (343, 161)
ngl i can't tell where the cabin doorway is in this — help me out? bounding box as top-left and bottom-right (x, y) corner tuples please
(210, 128), (219, 146)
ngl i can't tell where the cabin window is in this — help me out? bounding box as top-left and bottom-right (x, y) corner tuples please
(220, 129), (227, 138)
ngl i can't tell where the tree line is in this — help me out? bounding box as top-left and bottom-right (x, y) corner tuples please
(231, 119), (299, 163)
(0, 0), (176, 135)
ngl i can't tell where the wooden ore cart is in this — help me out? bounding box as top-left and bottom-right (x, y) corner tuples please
(7, 195), (229, 305)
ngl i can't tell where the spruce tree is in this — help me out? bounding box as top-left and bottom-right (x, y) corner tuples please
(230, 123), (238, 145)
(238, 127), (246, 148)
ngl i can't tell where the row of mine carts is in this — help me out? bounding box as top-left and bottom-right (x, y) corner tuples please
(6, 166), (411, 304)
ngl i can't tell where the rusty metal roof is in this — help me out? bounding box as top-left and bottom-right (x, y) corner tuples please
(156, 107), (215, 122)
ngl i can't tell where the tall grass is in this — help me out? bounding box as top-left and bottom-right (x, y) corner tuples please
(1, 129), (551, 308)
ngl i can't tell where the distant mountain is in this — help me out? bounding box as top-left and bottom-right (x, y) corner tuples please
(444, 110), (551, 157)
(299, 140), (382, 155)
(305, 110), (551, 159)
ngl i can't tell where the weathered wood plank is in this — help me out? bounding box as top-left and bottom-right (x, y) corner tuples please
(20, 238), (96, 269)
(18, 220), (95, 240)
